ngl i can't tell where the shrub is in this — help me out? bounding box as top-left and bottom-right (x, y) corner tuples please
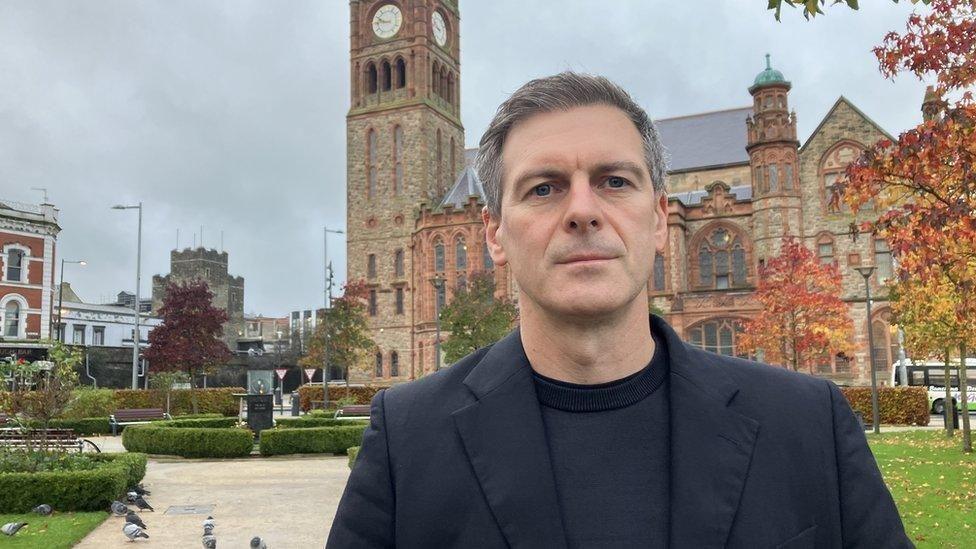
(157, 417), (239, 429)
(840, 386), (930, 426)
(46, 417), (113, 436)
(62, 388), (117, 420)
(347, 446), (360, 469)
(122, 424), (253, 458)
(275, 417), (368, 429)
(259, 425), (367, 456)
(113, 387), (243, 416)
(297, 385), (382, 412)
(0, 452), (147, 513)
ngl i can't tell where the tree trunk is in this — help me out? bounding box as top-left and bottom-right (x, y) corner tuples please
(945, 349), (954, 438)
(959, 342), (972, 453)
(190, 369), (200, 415)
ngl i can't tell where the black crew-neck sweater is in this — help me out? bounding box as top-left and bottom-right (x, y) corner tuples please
(531, 329), (670, 548)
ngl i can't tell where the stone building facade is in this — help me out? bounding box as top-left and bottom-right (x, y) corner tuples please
(346, 1), (902, 386)
(151, 247), (245, 348)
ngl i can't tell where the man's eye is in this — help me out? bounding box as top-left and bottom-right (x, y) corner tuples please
(607, 176), (629, 188)
(533, 184), (552, 197)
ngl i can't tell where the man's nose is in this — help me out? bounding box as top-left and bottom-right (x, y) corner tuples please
(564, 174), (603, 231)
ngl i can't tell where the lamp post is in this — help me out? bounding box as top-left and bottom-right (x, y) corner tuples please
(56, 259), (86, 342)
(112, 202), (143, 389)
(854, 265), (880, 434)
(323, 226), (344, 408)
(430, 274), (446, 371)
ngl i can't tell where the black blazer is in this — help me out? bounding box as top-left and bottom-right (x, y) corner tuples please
(327, 315), (912, 548)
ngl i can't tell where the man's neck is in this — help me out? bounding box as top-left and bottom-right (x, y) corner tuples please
(519, 301), (655, 385)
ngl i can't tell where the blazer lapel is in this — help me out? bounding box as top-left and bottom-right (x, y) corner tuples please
(452, 327), (568, 549)
(653, 316), (760, 548)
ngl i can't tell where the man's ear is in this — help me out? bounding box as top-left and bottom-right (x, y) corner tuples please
(482, 206), (508, 267)
(654, 191), (669, 253)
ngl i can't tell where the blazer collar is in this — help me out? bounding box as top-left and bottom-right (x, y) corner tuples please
(452, 314), (760, 549)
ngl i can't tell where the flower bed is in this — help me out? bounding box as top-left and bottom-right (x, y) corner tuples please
(0, 452), (147, 513)
(258, 424), (367, 456)
(122, 423), (253, 459)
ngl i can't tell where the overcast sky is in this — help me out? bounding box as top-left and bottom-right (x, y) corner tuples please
(1, 0), (931, 318)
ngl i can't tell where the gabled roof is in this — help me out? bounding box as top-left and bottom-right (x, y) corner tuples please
(654, 107), (753, 173)
(670, 184), (752, 207)
(799, 96), (895, 153)
(439, 165), (485, 209)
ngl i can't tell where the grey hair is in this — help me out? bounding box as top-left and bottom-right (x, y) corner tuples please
(475, 71), (668, 219)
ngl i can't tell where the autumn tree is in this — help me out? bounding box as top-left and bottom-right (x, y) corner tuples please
(143, 280), (232, 400)
(439, 271), (518, 365)
(738, 237), (854, 372)
(766, 0), (931, 21)
(300, 280), (376, 397)
(845, 0), (976, 452)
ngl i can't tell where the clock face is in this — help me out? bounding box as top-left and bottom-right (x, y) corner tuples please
(372, 4), (402, 39)
(431, 11), (447, 47)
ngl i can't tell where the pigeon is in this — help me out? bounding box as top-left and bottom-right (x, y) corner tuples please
(203, 524), (214, 537)
(126, 491), (138, 503)
(122, 522), (149, 541)
(132, 495), (154, 512)
(125, 511), (147, 529)
(250, 536), (267, 548)
(32, 504), (52, 515)
(111, 500), (130, 516)
(203, 515), (215, 529)
(202, 531), (217, 548)
(1, 522), (27, 536)
(130, 484), (151, 496)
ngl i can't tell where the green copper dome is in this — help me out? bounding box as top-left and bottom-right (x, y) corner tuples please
(753, 53), (786, 87)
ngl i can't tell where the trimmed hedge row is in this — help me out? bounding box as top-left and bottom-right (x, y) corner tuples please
(0, 452), (147, 513)
(12, 413), (227, 436)
(348, 446), (360, 469)
(297, 385), (382, 412)
(841, 386), (930, 426)
(113, 387), (244, 416)
(275, 417), (368, 429)
(259, 425), (367, 456)
(122, 424), (253, 458)
(156, 417), (239, 429)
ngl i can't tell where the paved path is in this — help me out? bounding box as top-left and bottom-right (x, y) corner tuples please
(75, 454), (350, 548)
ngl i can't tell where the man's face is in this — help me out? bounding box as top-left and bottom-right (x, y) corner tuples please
(482, 103), (668, 320)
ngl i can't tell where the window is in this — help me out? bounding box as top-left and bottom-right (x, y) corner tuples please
(366, 63), (377, 94)
(3, 301), (20, 337)
(818, 239), (835, 265)
(369, 290), (377, 316)
(434, 240), (445, 272)
(455, 237), (467, 270)
(93, 326), (105, 346)
(393, 126), (404, 194)
(820, 142), (863, 213)
(436, 283), (446, 311)
(395, 287), (404, 315)
(457, 273), (467, 292)
(391, 352), (399, 377)
(394, 58), (406, 89)
(768, 165), (778, 193)
(394, 249), (404, 278)
(783, 164), (794, 190)
(696, 227), (748, 289)
(754, 166), (766, 195)
(874, 238), (893, 283)
(653, 254), (666, 292)
(432, 63), (440, 97)
(367, 254), (377, 279)
(6, 249), (25, 281)
(688, 319), (746, 357)
(436, 129), (442, 191)
(367, 129), (378, 199)
(483, 242), (493, 270)
(380, 60), (392, 91)
(375, 351), (383, 377)
(73, 324), (86, 345)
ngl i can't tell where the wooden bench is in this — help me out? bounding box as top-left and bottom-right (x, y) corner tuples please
(333, 405), (371, 420)
(0, 427), (100, 453)
(109, 408), (171, 435)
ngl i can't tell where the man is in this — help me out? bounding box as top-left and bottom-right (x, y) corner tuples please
(327, 72), (912, 548)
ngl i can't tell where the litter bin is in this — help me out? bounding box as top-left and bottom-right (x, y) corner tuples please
(944, 402), (960, 429)
(291, 391), (301, 416)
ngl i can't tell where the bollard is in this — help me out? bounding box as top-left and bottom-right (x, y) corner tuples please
(291, 391), (301, 416)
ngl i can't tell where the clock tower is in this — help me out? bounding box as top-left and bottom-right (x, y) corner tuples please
(346, 1), (464, 383)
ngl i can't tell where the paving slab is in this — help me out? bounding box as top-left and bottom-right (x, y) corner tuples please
(75, 454), (351, 548)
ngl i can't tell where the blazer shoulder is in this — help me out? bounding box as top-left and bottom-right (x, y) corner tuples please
(381, 342), (494, 418)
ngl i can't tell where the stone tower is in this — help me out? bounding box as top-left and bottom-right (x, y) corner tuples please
(346, 1), (464, 383)
(746, 54), (802, 264)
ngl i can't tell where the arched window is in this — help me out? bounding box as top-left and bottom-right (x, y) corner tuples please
(653, 254), (666, 292)
(432, 62), (440, 97)
(768, 164), (779, 193)
(381, 60), (392, 91)
(368, 289), (377, 317)
(754, 165), (766, 195)
(394, 249), (404, 278)
(820, 142), (864, 213)
(483, 242), (493, 270)
(436, 282), (446, 310)
(4, 301), (20, 337)
(817, 236), (835, 265)
(366, 62), (377, 94)
(447, 72), (455, 105)
(783, 163), (794, 191)
(375, 351), (384, 377)
(367, 129), (378, 199)
(874, 238), (893, 283)
(390, 352), (399, 377)
(688, 318), (746, 358)
(436, 129), (443, 190)
(455, 237), (467, 270)
(6, 249), (24, 281)
(393, 126), (404, 194)
(367, 254), (377, 279)
(440, 69), (448, 102)
(871, 309), (900, 376)
(418, 342), (425, 374)
(696, 226), (748, 289)
(394, 58), (406, 89)
(395, 287), (404, 315)
(434, 240), (445, 272)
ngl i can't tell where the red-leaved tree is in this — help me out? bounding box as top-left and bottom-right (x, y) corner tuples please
(738, 238), (854, 372)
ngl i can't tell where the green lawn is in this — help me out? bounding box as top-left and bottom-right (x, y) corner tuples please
(0, 511), (107, 548)
(869, 430), (976, 548)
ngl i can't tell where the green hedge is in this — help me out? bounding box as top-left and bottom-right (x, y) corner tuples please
(347, 446), (360, 469)
(156, 417), (239, 429)
(0, 452), (147, 513)
(13, 414), (227, 436)
(841, 386), (930, 426)
(113, 388), (243, 416)
(122, 424), (253, 458)
(297, 385), (382, 412)
(259, 425), (367, 456)
(275, 417), (368, 429)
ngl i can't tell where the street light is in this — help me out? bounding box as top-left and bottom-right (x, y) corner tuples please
(55, 259), (86, 342)
(430, 274), (446, 371)
(323, 226), (345, 408)
(112, 202), (143, 390)
(854, 265), (880, 435)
